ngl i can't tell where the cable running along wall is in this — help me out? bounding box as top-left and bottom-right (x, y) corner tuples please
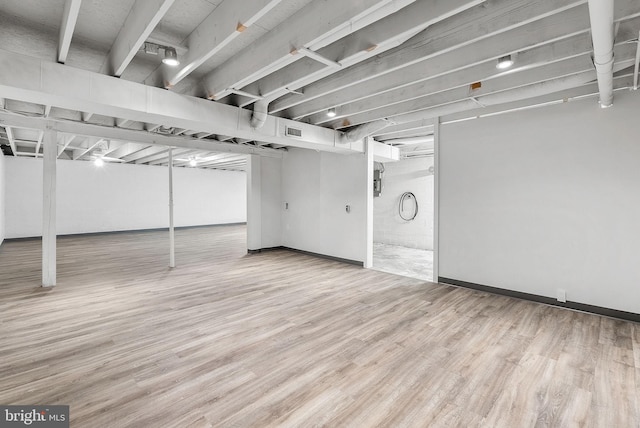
(399, 192), (418, 221)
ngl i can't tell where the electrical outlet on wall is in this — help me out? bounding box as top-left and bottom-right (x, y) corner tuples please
(556, 289), (567, 303)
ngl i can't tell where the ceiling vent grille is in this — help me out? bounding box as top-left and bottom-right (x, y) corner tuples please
(285, 126), (303, 138)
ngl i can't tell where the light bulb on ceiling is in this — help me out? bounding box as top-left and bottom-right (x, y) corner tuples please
(94, 157), (105, 167)
(327, 107), (337, 118)
(162, 47), (180, 66)
(496, 54), (514, 70)
(189, 159), (197, 167)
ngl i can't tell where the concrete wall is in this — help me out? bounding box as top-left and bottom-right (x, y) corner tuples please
(0, 152), (5, 246)
(373, 157), (434, 250)
(281, 148), (368, 262)
(5, 157), (246, 238)
(439, 90), (640, 314)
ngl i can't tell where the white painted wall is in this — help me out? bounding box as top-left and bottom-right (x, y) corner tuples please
(246, 155), (282, 251)
(260, 157), (283, 248)
(5, 157), (246, 238)
(0, 152), (5, 246)
(439, 90), (640, 314)
(281, 148), (368, 262)
(373, 157), (434, 250)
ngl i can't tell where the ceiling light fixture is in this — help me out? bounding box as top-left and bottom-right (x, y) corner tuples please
(496, 54), (514, 70)
(189, 159), (197, 167)
(143, 42), (180, 66)
(94, 157), (105, 167)
(327, 107), (337, 118)
(162, 47), (180, 66)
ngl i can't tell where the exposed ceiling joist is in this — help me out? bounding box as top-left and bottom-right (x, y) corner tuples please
(309, 22), (640, 125)
(372, 119), (435, 138)
(0, 49), (356, 154)
(3, 0), (638, 161)
(58, 0), (82, 64)
(148, 148), (197, 165)
(162, 0), (283, 88)
(104, 142), (147, 160)
(57, 134), (77, 157)
(271, 0), (592, 115)
(174, 153), (244, 166)
(386, 63), (634, 126)
(202, 0), (415, 100)
(326, 46), (636, 128)
(441, 74), (635, 124)
(239, 0), (484, 106)
(0, 111), (283, 158)
(121, 145), (168, 163)
(108, 0), (176, 77)
(200, 159), (246, 168)
(34, 130), (44, 156)
(4, 126), (18, 156)
(73, 137), (104, 160)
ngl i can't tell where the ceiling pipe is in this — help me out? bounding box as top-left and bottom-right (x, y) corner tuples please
(250, 99), (269, 129)
(388, 61), (635, 125)
(341, 118), (394, 143)
(587, 0), (615, 108)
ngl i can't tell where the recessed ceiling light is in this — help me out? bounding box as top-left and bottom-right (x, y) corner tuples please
(162, 47), (180, 66)
(496, 54), (514, 70)
(327, 107), (337, 118)
(94, 157), (104, 167)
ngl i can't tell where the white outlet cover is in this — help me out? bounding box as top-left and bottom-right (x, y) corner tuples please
(556, 289), (567, 303)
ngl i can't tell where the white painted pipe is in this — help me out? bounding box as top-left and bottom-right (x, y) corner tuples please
(391, 58), (635, 126)
(250, 100), (269, 129)
(587, 0), (615, 107)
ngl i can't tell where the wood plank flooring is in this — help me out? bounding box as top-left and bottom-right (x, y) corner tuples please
(0, 225), (639, 427)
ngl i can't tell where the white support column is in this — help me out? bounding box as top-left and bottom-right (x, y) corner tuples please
(168, 148), (175, 268)
(42, 126), (57, 287)
(364, 137), (374, 268)
(433, 117), (440, 282)
(246, 155), (262, 252)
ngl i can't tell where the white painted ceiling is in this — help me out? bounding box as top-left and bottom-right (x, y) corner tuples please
(0, 0), (639, 170)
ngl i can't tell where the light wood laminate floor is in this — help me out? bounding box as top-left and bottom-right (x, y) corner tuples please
(0, 225), (639, 427)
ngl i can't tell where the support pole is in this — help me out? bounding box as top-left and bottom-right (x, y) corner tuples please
(42, 126), (57, 287)
(433, 117), (440, 282)
(633, 32), (640, 91)
(168, 148), (175, 268)
(246, 155), (262, 252)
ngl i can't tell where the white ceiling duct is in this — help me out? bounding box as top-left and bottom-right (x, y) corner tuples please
(251, 100), (269, 129)
(341, 118), (394, 143)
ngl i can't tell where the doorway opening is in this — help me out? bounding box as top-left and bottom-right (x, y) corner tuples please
(371, 147), (435, 282)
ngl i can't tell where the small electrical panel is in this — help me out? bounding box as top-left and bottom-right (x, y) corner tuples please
(373, 170), (382, 197)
